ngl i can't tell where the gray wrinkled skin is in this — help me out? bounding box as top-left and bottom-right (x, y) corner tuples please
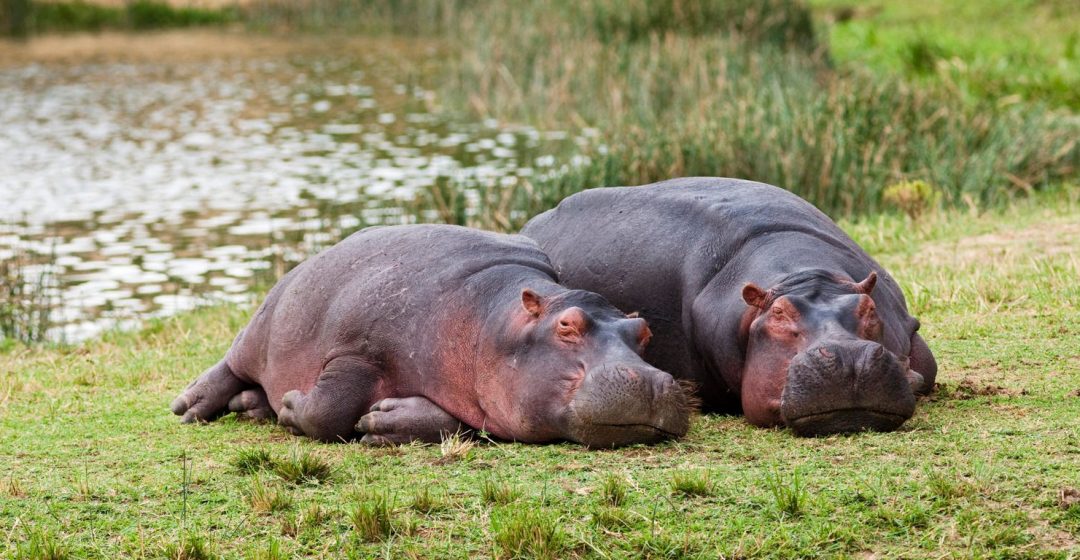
(523, 177), (936, 436)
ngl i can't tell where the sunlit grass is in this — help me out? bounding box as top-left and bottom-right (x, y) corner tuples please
(810, 0), (1080, 110)
(2, 194), (1076, 558)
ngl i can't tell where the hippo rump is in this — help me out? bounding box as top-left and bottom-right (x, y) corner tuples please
(171, 224), (691, 446)
(522, 177), (936, 436)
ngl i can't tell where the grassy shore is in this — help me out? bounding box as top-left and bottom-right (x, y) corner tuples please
(810, 0), (1080, 110)
(3, 1), (1079, 557)
(3, 192), (1078, 559)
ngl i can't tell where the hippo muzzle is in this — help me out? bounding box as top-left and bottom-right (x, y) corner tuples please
(564, 363), (692, 447)
(781, 340), (917, 437)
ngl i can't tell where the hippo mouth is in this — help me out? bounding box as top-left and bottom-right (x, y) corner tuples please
(573, 422), (683, 448)
(784, 408), (909, 437)
(779, 341), (917, 437)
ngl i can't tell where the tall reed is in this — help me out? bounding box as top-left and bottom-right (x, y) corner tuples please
(0, 242), (53, 344)
(245, 0), (1078, 221)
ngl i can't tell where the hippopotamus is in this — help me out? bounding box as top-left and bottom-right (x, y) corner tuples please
(522, 177), (936, 436)
(170, 224), (691, 446)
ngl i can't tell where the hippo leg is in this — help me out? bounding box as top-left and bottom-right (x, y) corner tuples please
(228, 388), (274, 421)
(171, 360), (247, 423)
(908, 333), (938, 395)
(356, 397), (466, 446)
(277, 356), (381, 442)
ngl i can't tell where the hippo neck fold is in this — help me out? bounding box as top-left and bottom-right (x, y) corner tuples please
(738, 231), (864, 287)
(440, 263), (567, 441)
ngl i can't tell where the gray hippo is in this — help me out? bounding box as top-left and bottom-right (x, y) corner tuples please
(522, 177), (936, 436)
(171, 224), (691, 446)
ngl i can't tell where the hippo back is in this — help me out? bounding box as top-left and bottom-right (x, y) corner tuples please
(226, 224), (554, 411)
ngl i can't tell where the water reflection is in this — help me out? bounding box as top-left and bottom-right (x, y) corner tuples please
(0, 40), (579, 342)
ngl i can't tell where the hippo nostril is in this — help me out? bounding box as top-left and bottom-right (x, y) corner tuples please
(905, 369), (925, 393)
(818, 347), (832, 359)
(871, 346), (885, 361)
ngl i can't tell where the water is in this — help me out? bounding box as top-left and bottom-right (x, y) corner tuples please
(0, 36), (581, 342)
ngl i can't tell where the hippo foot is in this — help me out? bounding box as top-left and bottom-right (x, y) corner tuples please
(276, 357), (386, 442)
(228, 388), (274, 421)
(356, 397), (466, 446)
(171, 360), (246, 424)
(278, 390), (311, 437)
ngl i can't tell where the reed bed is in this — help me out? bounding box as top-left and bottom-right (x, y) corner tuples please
(0, 242), (53, 344)
(242, 0), (1077, 223)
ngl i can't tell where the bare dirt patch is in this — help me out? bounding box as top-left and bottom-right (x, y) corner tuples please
(0, 30), (440, 68)
(933, 379), (1029, 401)
(922, 217), (1080, 267)
(0, 30), (288, 67)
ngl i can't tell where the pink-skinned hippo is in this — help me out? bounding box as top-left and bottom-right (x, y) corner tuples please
(171, 224), (692, 446)
(522, 178), (937, 436)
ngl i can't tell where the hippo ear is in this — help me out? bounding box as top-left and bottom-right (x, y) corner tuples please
(742, 283), (769, 309)
(521, 289), (544, 317)
(855, 271), (878, 295)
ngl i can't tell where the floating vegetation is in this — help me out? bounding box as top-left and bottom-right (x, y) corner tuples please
(0, 41), (585, 342)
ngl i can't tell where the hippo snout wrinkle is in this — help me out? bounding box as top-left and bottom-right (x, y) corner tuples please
(565, 364), (691, 447)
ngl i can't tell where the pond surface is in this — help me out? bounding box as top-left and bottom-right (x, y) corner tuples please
(0, 34), (582, 342)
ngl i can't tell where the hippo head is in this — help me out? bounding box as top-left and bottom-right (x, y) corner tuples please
(484, 289), (693, 447)
(739, 270), (921, 436)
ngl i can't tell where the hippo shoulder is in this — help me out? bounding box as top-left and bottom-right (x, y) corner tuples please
(228, 225), (555, 373)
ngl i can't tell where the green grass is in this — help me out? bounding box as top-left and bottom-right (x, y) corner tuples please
(15, 528), (70, 560)
(599, 473), (629, 507)
(410, 486), (445, 514)
(161, 533), (218, 560)
(2, 192), (1078, 558)
(481, 477), (522, 506)
(670, 470), (712, 497)
(246, 476), (293, 515)
(349, 492), (397, 542)
(270, 449), (334, 485)
(1, 0), (237, 36)
(231, 448), (275, 475)
(491, 508), (567, 560)
(765, 468), (808, 518)
(2, 1), (1079, 557)
(810, 0), (1080, 110)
